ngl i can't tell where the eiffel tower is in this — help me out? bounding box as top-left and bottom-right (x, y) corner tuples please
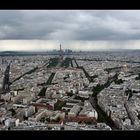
(59, 44), (63, 60)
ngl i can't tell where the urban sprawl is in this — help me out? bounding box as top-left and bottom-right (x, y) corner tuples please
(0, 47), (140, 130)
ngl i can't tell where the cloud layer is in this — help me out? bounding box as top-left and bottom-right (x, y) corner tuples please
(0, 10), (140, 40)
(0, 10), (140, 51)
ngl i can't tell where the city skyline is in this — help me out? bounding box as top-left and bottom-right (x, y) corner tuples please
(0, 10), (140, 51)
(0, 40), (140, 52)
(0, 50), (140, 130)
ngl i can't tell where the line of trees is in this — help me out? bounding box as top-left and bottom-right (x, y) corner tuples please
(11, 66), (38, 84)
(47, 58), (59, 68)
(38, 73), (55, 96)
(61, 58), (72, 68)
(135, 73), (140, 80)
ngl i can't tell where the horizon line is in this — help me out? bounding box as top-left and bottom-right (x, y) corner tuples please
(0, 49), (140, 52)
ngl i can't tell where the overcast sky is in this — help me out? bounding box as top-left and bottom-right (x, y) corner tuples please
(0, 10), (140, 51)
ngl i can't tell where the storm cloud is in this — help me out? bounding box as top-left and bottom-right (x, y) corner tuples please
(0, 10), (140, 40)
(0, 10), (140, 51)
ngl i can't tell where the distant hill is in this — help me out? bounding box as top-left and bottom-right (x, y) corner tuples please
(1, 51), (19, 54)
(0, 51), (48, 56)
(0, 49), (139, 56)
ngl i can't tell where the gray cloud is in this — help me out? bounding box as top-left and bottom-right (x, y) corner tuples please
(0, 10), (140, 40)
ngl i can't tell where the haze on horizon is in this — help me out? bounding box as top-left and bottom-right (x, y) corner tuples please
(0, 10), (140, 51)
